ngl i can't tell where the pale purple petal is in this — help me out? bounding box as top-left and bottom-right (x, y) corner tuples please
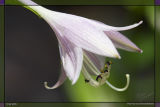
(104, 21), (143, 31)
(84, 50), (105, 70)
(18, 0), (38, 5)
(16, 4), (142, 57)
(104, 31), (142, 53)
(27, 9), (120, 59)
(64, 29), (120, 59)
(45, 69), (67, 89)
(71, 46), (83, 84)
(52, 69), (66, 89)
(48, 14), (120, 58)
(18, 2), (142, 33)
(88, 19), (143, 31)
(58, 36), (83, 84)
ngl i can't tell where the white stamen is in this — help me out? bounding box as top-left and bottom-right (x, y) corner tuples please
(83, 54), (100, 75)
(106, 74), (130, 91)
(82, 66), (100, 87)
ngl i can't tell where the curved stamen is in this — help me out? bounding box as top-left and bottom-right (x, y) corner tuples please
(83, 54), (100, 75)
(106, 74), (130, 92)
(82, 65), (100, 87)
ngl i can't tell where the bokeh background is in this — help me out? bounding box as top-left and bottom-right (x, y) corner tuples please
(5, 6), (154, 102)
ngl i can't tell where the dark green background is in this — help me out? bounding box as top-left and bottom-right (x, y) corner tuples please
(156, 6), (160, 102)
(6, 0), (154, 5)
(0, 6), (4, 102)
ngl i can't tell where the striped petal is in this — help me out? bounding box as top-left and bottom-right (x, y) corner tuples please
(44, 69), (67, 89)
(25, 7), (120, 59)
(84, 50), (105, 70)
(50, 12), (120, 59)
(104, 31), (142, 53)
(58, 36), (83, 84)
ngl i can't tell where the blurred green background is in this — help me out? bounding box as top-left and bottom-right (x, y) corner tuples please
(156, 6), (160, 102)
(6, 103), (154, 107)
(5, 103), (155, 107)
(5, 0), (154, 5)
(5, 6), (154, 102)
(0, 6), (4, 102)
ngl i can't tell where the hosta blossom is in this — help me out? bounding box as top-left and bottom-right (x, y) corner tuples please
(18, 0), (143, 91)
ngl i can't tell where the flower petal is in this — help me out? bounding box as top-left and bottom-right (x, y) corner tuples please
(18, 0), (38, 5)
(84, 50), (105, 70)
(24, 6), (120, 58)
(83, 51), (105, 76)
(58, 36), (83, 84)
(20, 5), (142, 56)
(104, 21), (143, 31)
(18, 3), (142, 32)
(88, 19), (143, 31)
(50, 14), (120, 58)
(104, 31), (142, 53)
(44, 69), (67, 89)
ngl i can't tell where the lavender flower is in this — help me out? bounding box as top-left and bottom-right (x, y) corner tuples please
(18, 0), (143, 91)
